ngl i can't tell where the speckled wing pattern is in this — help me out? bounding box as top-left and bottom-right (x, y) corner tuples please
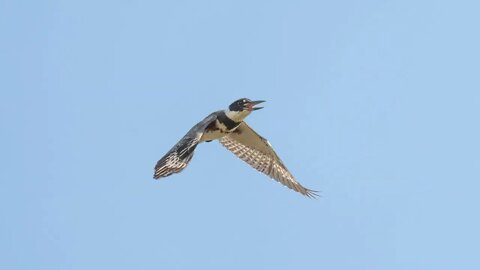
(219, 122), (318, 198)
(153, 113), (218, 179)
(153, 135), (200, 178)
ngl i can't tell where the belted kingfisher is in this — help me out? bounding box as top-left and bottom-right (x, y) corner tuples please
(153, 98), (317, 198)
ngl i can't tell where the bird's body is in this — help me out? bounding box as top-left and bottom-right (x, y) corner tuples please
(153, 98), (317, 198)
(200, 111), (241, 142)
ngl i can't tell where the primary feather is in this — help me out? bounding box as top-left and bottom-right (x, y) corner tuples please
(153, 136), (200, 178)
(219, 122), (318, 198)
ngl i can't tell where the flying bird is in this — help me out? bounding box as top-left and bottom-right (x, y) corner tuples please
(153, 98), (317, 198)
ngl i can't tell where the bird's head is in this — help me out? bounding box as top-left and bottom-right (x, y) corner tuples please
(226, 98), (265, 122)
(229, 98), (265, 112)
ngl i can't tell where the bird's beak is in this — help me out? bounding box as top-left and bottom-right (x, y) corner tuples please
(247, 100), (265, 111)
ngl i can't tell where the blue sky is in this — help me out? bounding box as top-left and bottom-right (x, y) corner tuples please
(1, 0), (479, 269)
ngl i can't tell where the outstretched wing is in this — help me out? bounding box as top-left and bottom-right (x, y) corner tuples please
(153, 135), (200, 178)
(154, 113), (217, 179)
(219, 122), (318, 198)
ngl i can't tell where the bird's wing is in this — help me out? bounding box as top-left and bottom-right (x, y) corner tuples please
(153, 114), (217, 179)
(219, 122), (318, 197)
(153, 135), (201, 178)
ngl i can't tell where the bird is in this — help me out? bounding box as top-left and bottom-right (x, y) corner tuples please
(153, 98), (318, 198)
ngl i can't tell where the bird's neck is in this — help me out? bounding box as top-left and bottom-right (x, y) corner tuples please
(224, 108), (251, 123)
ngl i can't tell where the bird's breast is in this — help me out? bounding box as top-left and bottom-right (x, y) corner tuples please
(200, 120), (233, 142)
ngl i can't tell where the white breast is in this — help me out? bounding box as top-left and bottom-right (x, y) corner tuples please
(200, 120), (230, 142)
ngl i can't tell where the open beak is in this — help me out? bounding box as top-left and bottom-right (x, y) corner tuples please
(247, 100), (265, 111)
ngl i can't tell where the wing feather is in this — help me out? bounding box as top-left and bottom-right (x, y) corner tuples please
(153, 113), (218, 179)
(219, 122), (318, 198)
(153, 136), (200, 178)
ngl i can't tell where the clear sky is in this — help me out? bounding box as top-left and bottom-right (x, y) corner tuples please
(1, 0), (479, 269)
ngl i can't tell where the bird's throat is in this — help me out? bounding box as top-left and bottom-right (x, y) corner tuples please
(225, 109), (251, 123)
